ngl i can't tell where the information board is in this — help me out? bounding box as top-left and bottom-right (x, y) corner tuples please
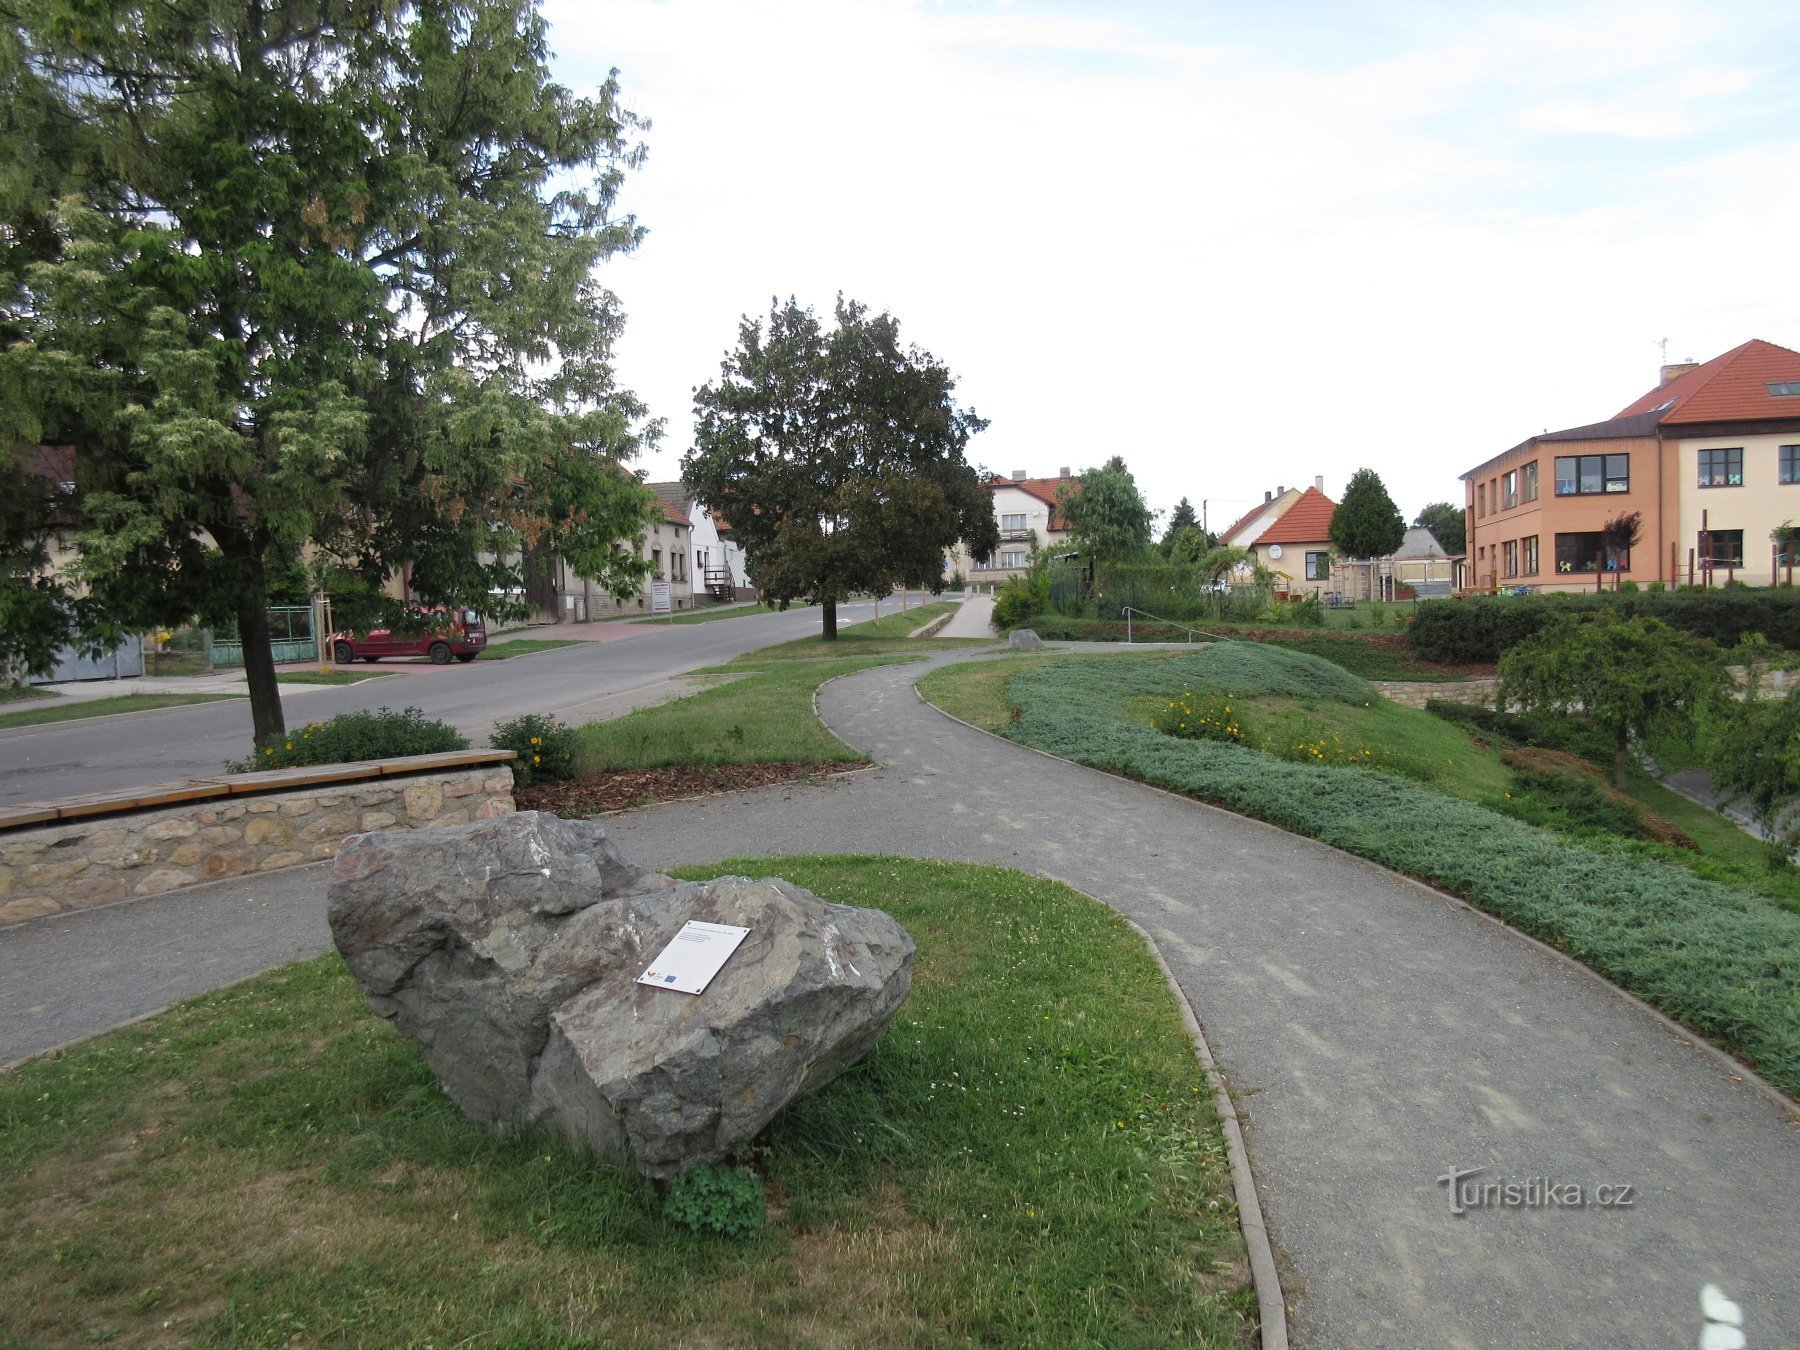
(637, 921), (751, 995)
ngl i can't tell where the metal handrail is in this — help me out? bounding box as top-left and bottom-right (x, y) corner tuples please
(1120, 607), (1224, 644)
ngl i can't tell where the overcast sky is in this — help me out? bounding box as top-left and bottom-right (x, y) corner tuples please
(543, 0), (1800, 531)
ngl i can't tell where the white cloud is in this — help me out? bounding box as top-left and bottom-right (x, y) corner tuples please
(546, 0), (1800, 523)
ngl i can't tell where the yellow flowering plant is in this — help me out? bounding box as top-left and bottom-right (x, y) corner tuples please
(490, 713), (577, 787)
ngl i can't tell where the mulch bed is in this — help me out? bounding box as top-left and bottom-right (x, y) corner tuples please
(516, 761), (860, 816)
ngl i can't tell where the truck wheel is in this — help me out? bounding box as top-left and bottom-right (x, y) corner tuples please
(429, 641), (452, 665)
(333, 641), (354, 663)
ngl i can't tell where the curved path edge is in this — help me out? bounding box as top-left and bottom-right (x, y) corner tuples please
(918, 689), (1800, 1125)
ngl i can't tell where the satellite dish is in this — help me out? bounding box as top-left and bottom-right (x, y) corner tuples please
(1267, 544), (1283, 559)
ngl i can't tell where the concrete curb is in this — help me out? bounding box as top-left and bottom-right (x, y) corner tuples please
(913, 676), (1800, 1126)
(1118, 905), (1289, 1349)
(908, 611), (955, 639)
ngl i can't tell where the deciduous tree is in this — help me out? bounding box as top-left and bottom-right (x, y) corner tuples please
(683, 297), (998, 640)
(1702, 638), (1800, 866)
(1413, 501), (1466, 557)
(1060, 456), (1152, 565)
(0, 0), (658, 743)
(1499, 614), (1725, 789)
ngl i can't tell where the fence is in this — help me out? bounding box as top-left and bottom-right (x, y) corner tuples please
(206, 607), (319, 668)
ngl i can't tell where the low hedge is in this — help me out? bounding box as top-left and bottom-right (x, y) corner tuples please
(997, 649), (1800, 1098)
(232, 706), (468, 772)
(1409, 589), (1800, 662)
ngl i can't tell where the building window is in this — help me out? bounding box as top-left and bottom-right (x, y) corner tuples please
(1502, 540), (1518, 578)
(1502, 471), (1518, 510)
(999, 550), (1029, 569)
(1477, 483), (1486, 516)
(1305, 551), (1329, 580)
(1555, 532), (1629, 574)
(1782, 446), (1800, 484)
(1522, 460), (1539, 502)
(1521, 535), (1539, 575)
(1554, 454), (1630, 496)
(1000, 513), (1028, 531)
(651, 548), (662, 579)
(1697, 447), (1743, 487)
(1768, 381), (1800, 396)
(1701, 529), (1745, 568)
(973, 553), (996, 570)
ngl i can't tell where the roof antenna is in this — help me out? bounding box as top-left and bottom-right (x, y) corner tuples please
(1656, 336), (1668, 363)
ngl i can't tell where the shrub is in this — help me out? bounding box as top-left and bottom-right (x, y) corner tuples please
(663, 1163), (764, 1239)
(1409, 589), (1800, 662)
(491, 713), (578, 786)
(992, 568), (1050, 630)
(1152, 690), (1250, 744)
(233, 706), (467, 772)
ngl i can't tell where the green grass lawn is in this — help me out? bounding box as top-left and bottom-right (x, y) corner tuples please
(573, 604), (988, 774)
(478, 638), (586, 660)
(0, 684), (54, 706)
(0, 857), (1253, 1347)
(630, 601), (772, 624)
(919, 645), (1800, 1097)
(0, 691), (243, 730)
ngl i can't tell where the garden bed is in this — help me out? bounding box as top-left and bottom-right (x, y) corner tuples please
(519, 761), (855, 814)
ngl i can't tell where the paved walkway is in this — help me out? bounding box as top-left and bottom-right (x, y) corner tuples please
(5, 647), (1796, 1346)
(933, 593), (995, 638)
(601, 651), (1799, 1350)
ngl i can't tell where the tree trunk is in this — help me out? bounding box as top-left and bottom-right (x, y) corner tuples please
(1613, 724), (1629, 792)
(235, 573), (286, 747)
(821, 599), (838, 640)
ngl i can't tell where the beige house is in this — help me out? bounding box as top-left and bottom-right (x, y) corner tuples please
(1220, 478), (1338, 596)
(949, 469), (1080, 590)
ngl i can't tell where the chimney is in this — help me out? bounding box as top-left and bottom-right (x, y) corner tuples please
(1661, 360), (1699, 386)
(1315, 475), (1324, 491)
(1011, 470), (1027, 481)
(1059, 466), (1070, 478)
(1277, 485), (1285, 496)
(1264, 490), (1272, 503)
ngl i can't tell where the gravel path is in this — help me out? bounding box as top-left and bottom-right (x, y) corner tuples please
(603, 650), (1800, 1350)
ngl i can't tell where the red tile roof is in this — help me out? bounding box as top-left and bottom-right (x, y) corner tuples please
(645, 481), (692, 529)
(1614, 339), (1800, 425)
(1256, 486), (1337, 545)
(990, 475), (1078, 531)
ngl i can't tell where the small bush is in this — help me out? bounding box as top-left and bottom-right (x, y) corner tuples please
(663, 1163), (764, 1239)
(491, 713), (577, 786)
(1152, 690), (1250, 744)
(993, 569), (1050, 630)
(233, 706), (467, 772)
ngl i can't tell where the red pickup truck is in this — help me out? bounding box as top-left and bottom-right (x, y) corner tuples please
(330, 607), (487, 665)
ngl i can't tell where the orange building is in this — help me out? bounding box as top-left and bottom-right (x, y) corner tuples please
(1463, 340), (1800, 591)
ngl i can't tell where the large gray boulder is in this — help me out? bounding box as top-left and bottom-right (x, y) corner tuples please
(327, 812), (915, 1178)
(1008, 628), (1044, 650)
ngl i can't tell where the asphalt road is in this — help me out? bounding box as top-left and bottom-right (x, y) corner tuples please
(0, 600), (890, 805)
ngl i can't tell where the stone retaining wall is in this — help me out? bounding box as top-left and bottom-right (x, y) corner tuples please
(1373, 678), (1499, 709)
(0, 764), (515, 927)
